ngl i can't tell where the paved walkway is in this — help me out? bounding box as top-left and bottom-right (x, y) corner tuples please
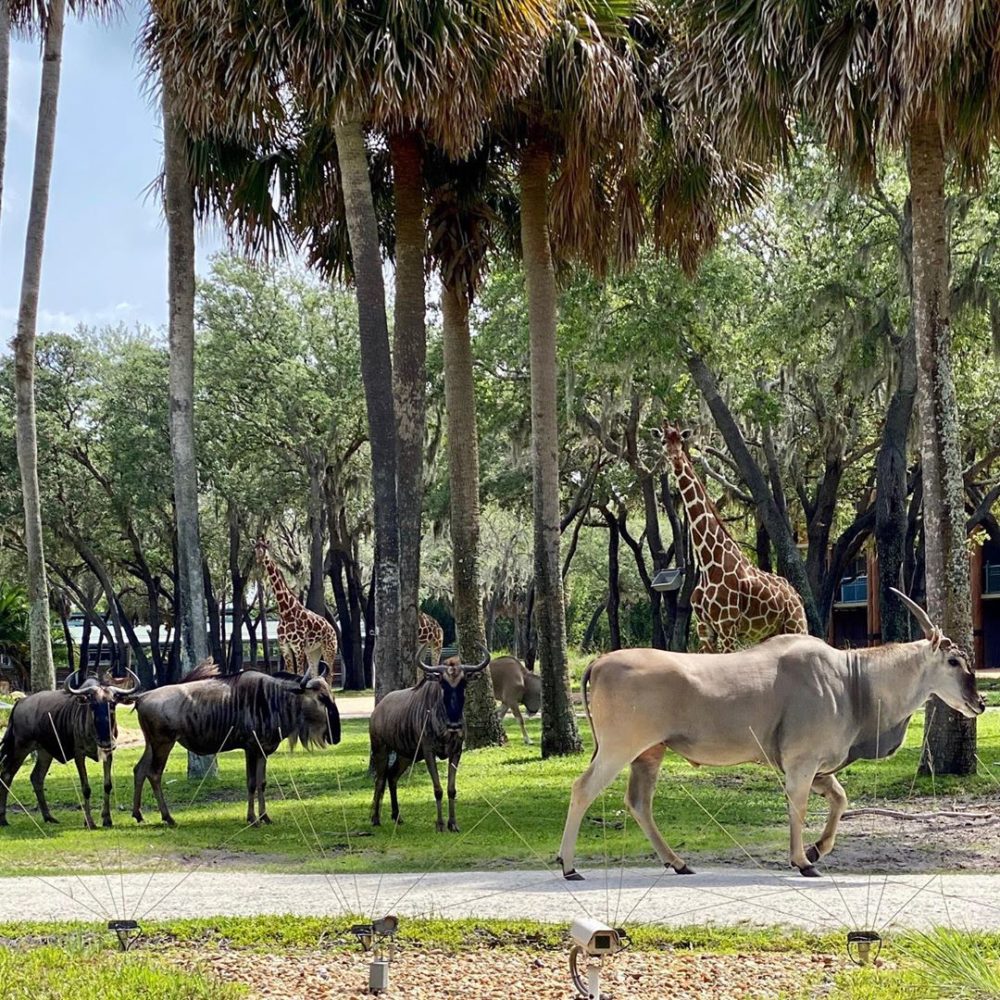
(3, 867), (998, 932)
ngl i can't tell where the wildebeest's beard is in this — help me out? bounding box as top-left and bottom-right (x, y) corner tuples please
(89, 701), (116, 758)
(441, 679), (467, 731)
(297, 694), (341, 748)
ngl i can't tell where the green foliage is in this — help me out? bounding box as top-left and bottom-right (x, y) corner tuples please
(0, 945), (246, 1000)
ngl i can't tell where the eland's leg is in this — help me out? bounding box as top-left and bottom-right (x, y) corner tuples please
(30, 751), (59, 824)
(625, 745), (692, 874)
(511, 705), (531, 745)
(557, 748), (630, 880)
(805, 774), (848, 864)
(784, 764), (820, 876)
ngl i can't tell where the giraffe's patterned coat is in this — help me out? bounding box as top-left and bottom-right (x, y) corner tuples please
(255, 538), (339, 674)
(662, 424), (808, 652)
(417, 612), (444, 665)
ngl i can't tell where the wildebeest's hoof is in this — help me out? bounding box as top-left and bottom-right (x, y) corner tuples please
(522, 738), (533, 746)
(133, 811), (144, 824)
(0, 817), (7, 828)
(84, 819), (96, 831)
(371, 817), (381, 827)
(260, 814), (272, 825)
(435, 821), (446, 833)
(44, 815), (60, 824)
(805, 844), (821, 864)
(448, 821), (460, 833)
(672, 864), (696, 875)
(164, 817), (177, 828)
(799, 865), (821, 878)
(564, 869), (585, 881)
(103, 818), (113, 829)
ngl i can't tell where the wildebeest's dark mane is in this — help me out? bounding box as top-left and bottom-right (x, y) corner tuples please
(185, 659), (223, 682)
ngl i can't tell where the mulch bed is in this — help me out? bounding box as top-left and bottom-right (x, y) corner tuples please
(175, 945), (844, 998)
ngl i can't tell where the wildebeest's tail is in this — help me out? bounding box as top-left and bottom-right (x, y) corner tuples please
(581, 661), (598, 760)
(0, 702), (17, 767)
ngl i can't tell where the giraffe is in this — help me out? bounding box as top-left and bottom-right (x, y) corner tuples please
(661, 424), (808, 653)
(417, 611), (444, 665)
(255, 537), (338, 675)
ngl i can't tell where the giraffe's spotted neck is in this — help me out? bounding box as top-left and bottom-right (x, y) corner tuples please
(668, 448), (748, 572)
(261, 554), (301, 615)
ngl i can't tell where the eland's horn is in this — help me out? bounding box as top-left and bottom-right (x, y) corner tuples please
(461, 646), (492, 676)
(107, 668), (141, 697)
(889, 587), (937, 638)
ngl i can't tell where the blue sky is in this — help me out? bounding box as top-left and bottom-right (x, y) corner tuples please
(2, 9), (223, 342)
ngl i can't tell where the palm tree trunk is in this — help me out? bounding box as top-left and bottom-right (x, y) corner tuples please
(441, 279), (504, 748)
(334, 118), (402, 701)
(390, 130), (426, 670)
(13, 0), (65, 693)
(910, 111), (976, 776)
(163, 83), (215, 777)
(519, 132), (582, 757)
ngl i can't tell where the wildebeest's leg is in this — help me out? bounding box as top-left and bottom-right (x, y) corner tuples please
(510, 705), (531, 746)
(446, 748), (462, 832)
(387, 755), (408, 825)
(29, 751), (59, 825)
(625, 745), (693, 874)
(101, 752), (114, 828)
(256, 755), (270, 824)
(784, 763), (820, 876)
(806, 774), (848, 864)
(0, 746), (30, 826)
(132, 741), (154, 822)
(557, 748), (630, 879)
(423, 749), (446, 832)
(370, 741), (390, 827)
(146, 740), (178, 827)
(245, 749), (260, 825)
(72, 755), (97, 830)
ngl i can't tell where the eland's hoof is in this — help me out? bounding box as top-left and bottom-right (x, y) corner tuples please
(805, 844), (821, 864)
(799, 865), (821, 878)
(564, 869), (584, 881)
(672, 864), (696, 875)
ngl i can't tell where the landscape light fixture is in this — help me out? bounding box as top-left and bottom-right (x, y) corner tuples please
(351, 914), (399, 994)
(569, 917), (627, 999)
(651, 569), (682, 593)
(846, 930), (882, 967)
(107, 919), (141, 952)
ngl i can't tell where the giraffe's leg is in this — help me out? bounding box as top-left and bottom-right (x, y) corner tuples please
(695, 618), (717, 653)
(322, 637), (338, 678)
(305, 645), (322, 672)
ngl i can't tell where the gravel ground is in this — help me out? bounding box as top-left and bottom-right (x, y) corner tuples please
(176, 944), (841, 999)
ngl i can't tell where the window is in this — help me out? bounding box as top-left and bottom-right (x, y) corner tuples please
(839, 575), (868, 605)
(986, 563), (1000, 595)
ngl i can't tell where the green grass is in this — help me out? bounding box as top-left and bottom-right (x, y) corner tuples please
(0, 943), (247, 999)
(1, 706), (998, 879)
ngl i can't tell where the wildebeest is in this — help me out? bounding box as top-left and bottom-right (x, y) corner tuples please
(490, 656), (541, 745)
(0, 670), (140, 829)
(370, 647), (490, 832)
(557, 589), (985, 880)
(131, 661), (341, 827)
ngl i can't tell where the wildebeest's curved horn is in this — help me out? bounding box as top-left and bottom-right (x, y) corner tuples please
(418, 643), (443, 677)
(461, 646), (491, 676)
(889, 587), (937, 639)
(64, 671), (97, 695)
(107, 668), (141, 697)
(299, 667), (314, 689)
(316, 662), (329, 679)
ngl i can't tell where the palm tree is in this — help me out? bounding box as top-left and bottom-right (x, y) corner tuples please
(0, 582), (30, 692)
(146, 0), (553, 704)
(11, 0), (66, 692)
(679, 0), (1000, 774)
(0, 0), (10, 218)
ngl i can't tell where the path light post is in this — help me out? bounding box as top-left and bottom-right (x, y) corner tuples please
(847, 930), (882, 967)
(108, 918), (141, 952)
(569, 918), (626, 999)
(352, 914), (399, 994)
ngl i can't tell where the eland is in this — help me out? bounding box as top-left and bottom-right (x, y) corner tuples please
(557, 589), (984, 879)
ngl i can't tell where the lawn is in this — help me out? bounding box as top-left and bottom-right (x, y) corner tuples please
(1, 704), (998, 879)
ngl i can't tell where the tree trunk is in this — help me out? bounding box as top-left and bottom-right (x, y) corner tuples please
(13, 0), (64, 693)
(203, 560), (224, 667)
(441, 280), (504, 748)
(390, 130), (426, 669)
(910, 113), (976, 776)
(163, 82), (214, 777)
(519, 132), (582, 757)
(306, 453), (326, 617)
(227, 503), (245, 672)
(599, 506), (622, 650)
(335, 118), (401, 701)
(258, 583), (271, 671)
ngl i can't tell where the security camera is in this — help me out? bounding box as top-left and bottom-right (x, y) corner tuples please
(570, 917), (622, 957)
(372, 915), (399, 937)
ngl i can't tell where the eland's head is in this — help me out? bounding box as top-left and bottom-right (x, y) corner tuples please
(892, 588), (985, 718)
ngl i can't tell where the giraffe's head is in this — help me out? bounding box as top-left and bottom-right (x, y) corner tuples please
(254, 536), (270, 563)
(659, 423), (692, 460)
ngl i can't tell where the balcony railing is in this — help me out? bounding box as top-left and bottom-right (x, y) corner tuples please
(839, 576), (868, 605)
(986, 563), (1000, 595)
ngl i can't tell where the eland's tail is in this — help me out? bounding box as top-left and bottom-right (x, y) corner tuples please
(581, 661), (598, 760)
